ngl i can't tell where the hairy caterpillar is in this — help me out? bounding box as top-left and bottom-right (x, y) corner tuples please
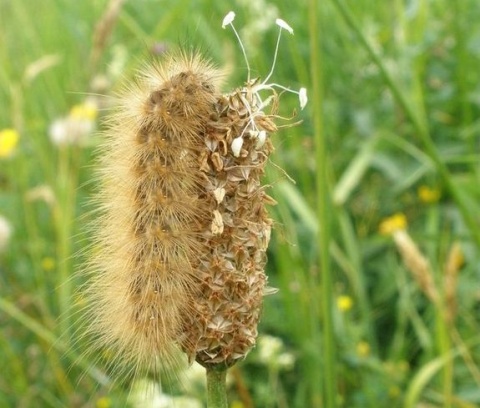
(82, 52), (223, 378)
(78, 12), (306, 384)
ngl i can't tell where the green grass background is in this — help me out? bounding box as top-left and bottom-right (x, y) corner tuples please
(1, 0), (480, 406)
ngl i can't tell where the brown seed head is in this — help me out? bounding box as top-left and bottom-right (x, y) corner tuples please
(181, 82), (277, 367)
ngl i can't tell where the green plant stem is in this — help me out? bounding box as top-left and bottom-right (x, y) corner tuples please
(55, 146), (74, 336)
(436, 303), (453, 408)
(206, 365), (228, 408)
(452, 0), (472, 128)
(309, 0), (337, 407)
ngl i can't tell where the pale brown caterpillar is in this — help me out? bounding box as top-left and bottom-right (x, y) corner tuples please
(82, 52), (223, 378)
(80, 12), (306, 384)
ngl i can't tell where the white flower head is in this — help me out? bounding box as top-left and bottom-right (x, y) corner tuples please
(258, 335), (283, 363)
(275, 18), (294, 35)
(222, 11), (235, 28)
(49, 100), (97, 147)
(129, 378), (202, 408)
(299, 87), (308, 109)
(49, 117), (95, 146)
(0, 215), (12, 252)
(277, 352), (295, 370)
(231, 136), (244, 157)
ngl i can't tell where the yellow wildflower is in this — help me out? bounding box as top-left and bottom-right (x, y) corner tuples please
(379, 213), (407, 236)
(336, 295), (353, 312)
(70, 100), (98, 120)
(95, 397), (111, 408)
(230, 401), (245, 408)
(418, 185), (440, 204)
(356, 341), (370, 357)
(41, 257), (55, 271)
(0, 128), (19, 158)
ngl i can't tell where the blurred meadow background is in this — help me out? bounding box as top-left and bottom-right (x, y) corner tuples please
(1, 0), (480, 407)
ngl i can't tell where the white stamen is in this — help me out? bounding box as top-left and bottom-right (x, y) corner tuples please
(231, 136), (244, 157)
(254, 83), (308, 110)
(275, 18), (294, 35)
(222, 11), (235, 28)
(299, 88), (308, 109)
(263, 19), (293, 85)
(222, 11), (251, 81)
(223, 13), (306, 118)
(256, 130), (267, 149)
